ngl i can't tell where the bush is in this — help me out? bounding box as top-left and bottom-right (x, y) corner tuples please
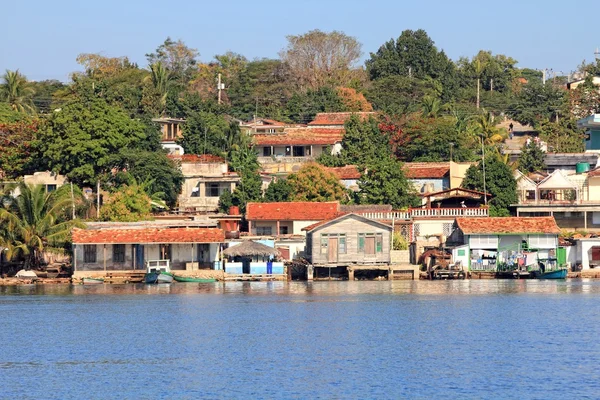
(393, 232), (409, 250)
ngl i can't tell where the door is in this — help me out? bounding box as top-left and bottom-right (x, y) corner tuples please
(365, 237), (376, 255)
(328, 238), (338, 263)
(134, 244), (145, 269)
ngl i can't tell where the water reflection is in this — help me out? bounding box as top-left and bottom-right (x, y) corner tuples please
(2, 279), (600, 297)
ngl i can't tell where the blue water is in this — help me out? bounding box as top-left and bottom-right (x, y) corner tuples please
(1, 280), (600, 399)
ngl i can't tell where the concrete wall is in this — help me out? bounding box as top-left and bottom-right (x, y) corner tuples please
(575, 239), (600, 269)
(180, 162), (228, 176)
(250, 220), (316, 236)
(413, 219), (455, 241)
(390, 250), (410, 264)
(450, 162), (474, 188)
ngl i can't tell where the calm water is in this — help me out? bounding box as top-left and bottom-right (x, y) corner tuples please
(1, 280), (600, 399)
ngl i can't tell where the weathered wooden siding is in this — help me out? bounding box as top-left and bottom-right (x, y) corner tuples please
(307, 216), (391, 265)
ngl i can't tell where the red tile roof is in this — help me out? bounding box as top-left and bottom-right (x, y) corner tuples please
(168, 154), (225, 163)
(325, 165), (361, 179)
(403, 163), (450, 179)
(455, 217), (560, 235)
(72, 227), (225, 244)
(308, 112), (376, 126)
(253, 128), (344, 146)
(246, 202), (340, 221)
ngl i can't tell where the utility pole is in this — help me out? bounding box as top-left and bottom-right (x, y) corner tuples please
(96, 180), (100, 219)
(217, 73), (223, 105)
(490, 78), (493, 94)
(542, 69), (546, 85)
(70, 182), (76, 220)
(481, 137), (487, 206)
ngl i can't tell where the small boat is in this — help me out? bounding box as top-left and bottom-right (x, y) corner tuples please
(15, 269), (38, 280)
(172, 275), (217, 283)
(82, 277), (104, 285)
(144, 260), (174, 284)
(538, 268), (568, 279)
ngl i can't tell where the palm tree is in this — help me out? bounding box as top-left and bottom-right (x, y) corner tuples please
(1, 70), (35, 113)
(421, 96), (441, 118)
(146, 62), (171, 115)
(0, 183), (84, 270)
(476, 110), (506, 145)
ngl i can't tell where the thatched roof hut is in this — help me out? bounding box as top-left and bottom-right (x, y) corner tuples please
(223, 240), (281, 258)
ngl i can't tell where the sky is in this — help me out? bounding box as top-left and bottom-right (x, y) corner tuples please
(2, 0), (599, 82)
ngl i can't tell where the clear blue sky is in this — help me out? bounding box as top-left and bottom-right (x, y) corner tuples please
(3, 0), (598, 82)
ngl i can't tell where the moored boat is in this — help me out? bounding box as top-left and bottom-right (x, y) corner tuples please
(144, 260), (174, 284)
(538, 268), (568, 279)
(172, 275), (217, 283)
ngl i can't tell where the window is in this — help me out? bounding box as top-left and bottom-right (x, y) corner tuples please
(528, 235), (556, 249)
(256, 226), (272, 235)
(83, 245), (96, 263)
(293, 146), (305, 157)
(263, 147), (272, 156)
(339, 236), (346, 254)
(205, 183), (220, 197)
(285, 147), (292, 156)
(443, 223), (454, 237)
(46, 184), (57, 193)
(112, 244), (126, 263)
(358, 233), (383, 254)
(469, 235), (498, 248)
(320, 236), (328, 254)
(279, 226), (289, 235)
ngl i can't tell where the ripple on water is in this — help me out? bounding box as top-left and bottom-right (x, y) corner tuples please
(1, 280), (600, 399)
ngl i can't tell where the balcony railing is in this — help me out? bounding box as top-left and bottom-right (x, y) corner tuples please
(356, 208), (488, 220)
(257, 156), (315, 164)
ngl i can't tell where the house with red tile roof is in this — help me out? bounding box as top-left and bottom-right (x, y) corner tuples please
(240, 118), (290, 135)
(448, 217), (562, 273)
(246, 201), (341, 236)
(71, 221), (225, 276)
(324, 165), (362, 191)
(245, 201), (342, 259)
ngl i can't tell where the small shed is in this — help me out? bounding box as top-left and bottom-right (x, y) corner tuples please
(303, 213), (392, 266)
(223, 240), (284, 275)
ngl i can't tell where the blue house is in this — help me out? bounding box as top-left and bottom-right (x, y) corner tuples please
(577, 114), (600, 151)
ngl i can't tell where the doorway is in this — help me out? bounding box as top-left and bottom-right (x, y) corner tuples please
(134, 244), (145, 269)
(328, 238), (338, 263)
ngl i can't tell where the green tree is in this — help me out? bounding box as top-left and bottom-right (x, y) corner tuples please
(400, 115), (476, 162)
(338, 115), (391, 166)
(104, 149), (183, 208)
(461, 156), (517, 216)
(518, 141), (546, 173)
(0, 119), (37, 178)
(507, 81), (566, 127)
(538, 120), (584, 153)
(365, 75), (441, 114)
(366, 29), (457, 101)
(178, 111), (229, 156)
(29, 80), (66, 114)
(357, 158), (419, 209)
(228, 143), (263, 213)
(287, 163), (347, 202)
(143, 62), (172, 116)
(264, 179), (293, 202)
(146, 37), (199, 86)
(217, 189), (234, 214)
(0, 183), (83, 269)
(1, 70), (35, 113)
(99, 184), (153, 222)
(285, 86), (346, 123)
(36, 99), (147, 186)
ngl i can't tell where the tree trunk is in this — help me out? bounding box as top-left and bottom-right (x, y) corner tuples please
(476, 78), (480, 109)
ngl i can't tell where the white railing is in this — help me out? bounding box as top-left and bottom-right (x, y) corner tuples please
(357, 211), (411, 220)
(410, 208), (489, 218)
(257, 156), (315, 164)
(356, 208), (488, 220)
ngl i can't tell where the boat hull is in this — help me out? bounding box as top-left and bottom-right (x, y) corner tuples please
(172, 275), (217, 283)
(144, 272), (174, 284)
(539, 268), (568, 279)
